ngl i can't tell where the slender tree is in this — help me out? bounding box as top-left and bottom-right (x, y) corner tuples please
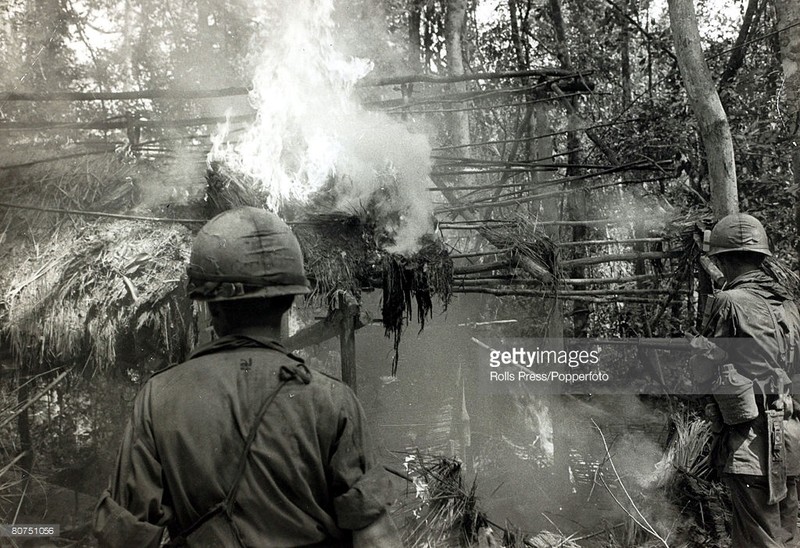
(667, 0), (738, 218)
(774, 0), (800, 261)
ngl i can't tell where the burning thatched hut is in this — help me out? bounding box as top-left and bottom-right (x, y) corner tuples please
(0, 150), (454, 379)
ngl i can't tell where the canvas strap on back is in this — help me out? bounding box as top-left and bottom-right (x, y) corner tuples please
(747, 290), (790, 505)
(170, 358), (312, 545)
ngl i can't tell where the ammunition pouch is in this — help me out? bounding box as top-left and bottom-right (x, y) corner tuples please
(712, 364), (759, 425)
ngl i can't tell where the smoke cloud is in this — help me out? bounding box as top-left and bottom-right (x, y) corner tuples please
(209, 0), (435, 255)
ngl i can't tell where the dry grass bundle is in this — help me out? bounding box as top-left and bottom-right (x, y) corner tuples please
(396, 453), (547, 548)
(477, 217), (557, 283)
(293, 214), (383, 300)
(2, 220), (195, 373)
(527, 531), (580, 548)
(205, 161), (268, 216)
(651, 411), (730, 546)
(397, 454), (488, 548)
(655, 411), (713, 488)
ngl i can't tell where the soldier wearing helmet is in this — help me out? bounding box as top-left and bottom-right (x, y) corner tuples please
(94, 207), (403, 547)
(698, 213), (800, 547)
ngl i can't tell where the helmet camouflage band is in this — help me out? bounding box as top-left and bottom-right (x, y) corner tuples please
(187, 206), (310, 301)
(706, 213), (772, 257)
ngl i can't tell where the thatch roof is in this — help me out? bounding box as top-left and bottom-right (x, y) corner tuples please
(0, 150), (201, 374)
(3, 220), (194, 373)
(0, 151), (454, 374)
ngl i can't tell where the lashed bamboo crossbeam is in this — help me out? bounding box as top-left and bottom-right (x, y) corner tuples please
(432, 154), (657, 172)
(436, 163), (674, 213)
(452, 287), (666, 303)
(439, 218), (661, 230)
(362, 68), (592, 86)
(454, 280), (683, 295)
(399, 92), (584, 115)
(557, 238), (665, 247)
(431, 118), (646, 151)
(0, 69), (593, 102)
(453, 174), (674, 205)
(560, 251), (680, 268)
(0, 200), (206, 224)
(365, 79), (591, 110)
(455, 273), (664, 286)
(449, 248), (512, 258)
(428, 174), (670, 194)
(0, 114), (254, 133)
(453, 260), (510, 275)
(561, 274), (662, 284)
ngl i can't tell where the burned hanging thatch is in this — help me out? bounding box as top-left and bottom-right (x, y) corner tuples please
(382, 235), (453, 375)
(292, 214), (383, 300)
(203, 162), (453, 373)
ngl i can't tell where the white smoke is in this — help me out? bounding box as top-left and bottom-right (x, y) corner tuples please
(208, 0), (434, 255)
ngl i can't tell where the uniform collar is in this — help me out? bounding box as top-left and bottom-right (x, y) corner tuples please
(189, 332), (291, 360)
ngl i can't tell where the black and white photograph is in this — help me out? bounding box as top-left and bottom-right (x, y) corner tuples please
(0, 0), (799, 546)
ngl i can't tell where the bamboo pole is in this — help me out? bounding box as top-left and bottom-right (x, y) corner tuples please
(0, 69), (592, 102)
(0, 201), (206, 224)
(560, 251), (681, 268)
(450, 248), (512, 258)
(396, 92), (584, 115)
(453, 280), (681, 295)
(562, 274), (662, 284)
(454, 273), (665, 285)
(0, 370), (70, 429)
(557, 237), (665, 247)
(430, 118), (646, 151)
(451, 286), (666, 303)
(0, 87), (250, 102)
(364, 68), (591, 86)
(439, 218), (663, 230)
(428, 174), (670, 194)
(0, 114), (254, 133)
(453, 260), (510, 275)
(435, 163), (673, 213)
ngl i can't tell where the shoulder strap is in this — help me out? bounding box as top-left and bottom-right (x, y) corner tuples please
(170, 360), (312, 545)
(223, 362), (311, 508)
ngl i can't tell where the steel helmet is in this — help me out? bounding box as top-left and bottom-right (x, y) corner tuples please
(187, 206), (310, 301)
(704, 213), (772, 257)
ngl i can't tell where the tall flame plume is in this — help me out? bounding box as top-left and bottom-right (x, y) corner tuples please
(208, 0), (435, 255)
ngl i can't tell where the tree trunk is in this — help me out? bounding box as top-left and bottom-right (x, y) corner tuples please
(667, 0), (738, 219)
(445, 0), (470, 146)
(774, 0), (800, 262)
(719, 0), (763, 86)
(508, 0), (527, 71)
(619, 0), (633, 106)
(408, 0), (423, 71)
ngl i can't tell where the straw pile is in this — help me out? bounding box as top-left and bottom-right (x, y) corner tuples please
(0, 151), (199, 374)
(397, 454), (490, 548)
(3, 220), (194, 373)
(654, 410), (731, 546)
(478, 217), (558, 283)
